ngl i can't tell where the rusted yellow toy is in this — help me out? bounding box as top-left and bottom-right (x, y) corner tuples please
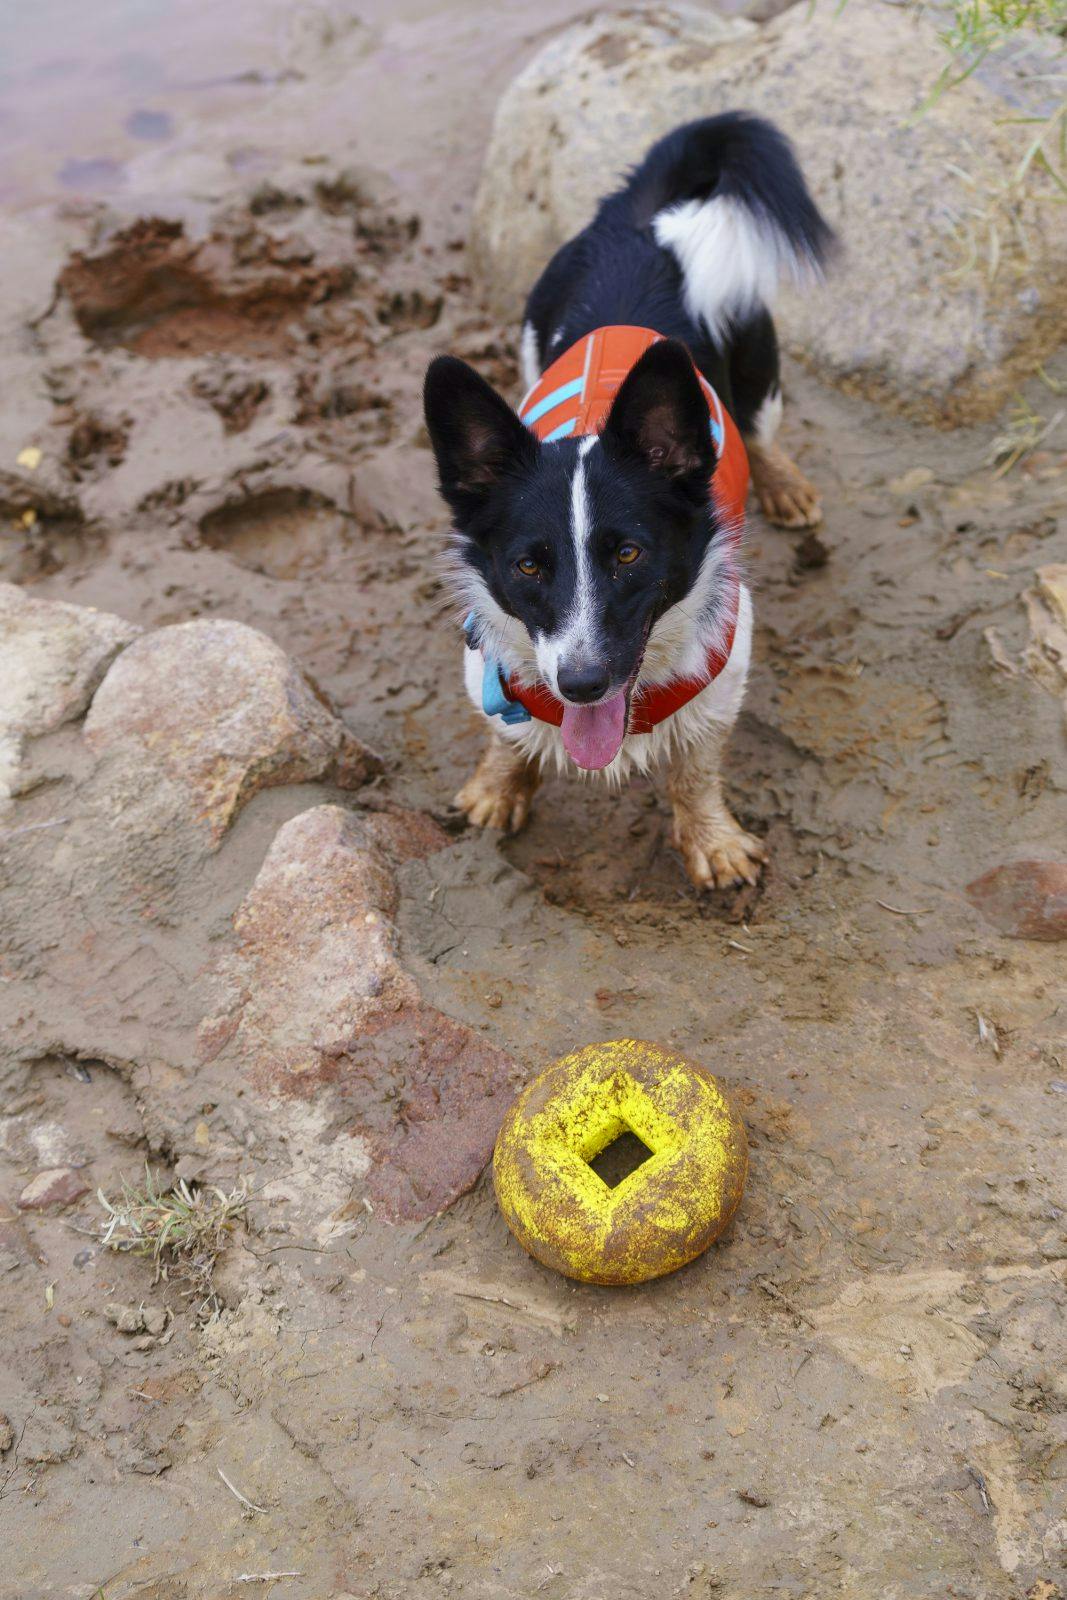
(493, 1039), (747, 1286)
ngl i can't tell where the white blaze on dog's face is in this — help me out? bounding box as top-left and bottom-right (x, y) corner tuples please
(531, 436), (598, 695)
(423, 341), (727, 769)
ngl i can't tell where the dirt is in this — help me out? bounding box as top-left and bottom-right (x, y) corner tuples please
(1, 2), (1066, 1598)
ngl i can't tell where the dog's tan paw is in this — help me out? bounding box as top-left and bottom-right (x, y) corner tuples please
(750, 444), (823, 530)
(454, 773), (534, 835)
(672, 814), (767, 892)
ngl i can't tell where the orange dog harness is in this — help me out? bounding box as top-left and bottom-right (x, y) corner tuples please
(474, 326), (748, 735)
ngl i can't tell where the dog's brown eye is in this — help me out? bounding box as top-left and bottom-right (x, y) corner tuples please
(516, 557), (541, 578)
(617, 543), (641, 565)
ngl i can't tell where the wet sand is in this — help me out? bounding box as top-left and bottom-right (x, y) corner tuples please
(1, 3), (1066, 1596)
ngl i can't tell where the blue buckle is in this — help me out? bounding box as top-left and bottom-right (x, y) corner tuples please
(463, 612), (531, 726)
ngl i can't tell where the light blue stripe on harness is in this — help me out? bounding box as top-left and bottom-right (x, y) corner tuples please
(520, 376), (584, 426)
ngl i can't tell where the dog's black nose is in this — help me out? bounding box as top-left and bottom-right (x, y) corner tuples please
(557, 662), (611, 703)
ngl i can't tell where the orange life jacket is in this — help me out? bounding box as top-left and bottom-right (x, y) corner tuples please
(477, 326), (748, 734)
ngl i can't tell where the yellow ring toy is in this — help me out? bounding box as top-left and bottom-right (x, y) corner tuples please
(493, 1039), (747, 1286)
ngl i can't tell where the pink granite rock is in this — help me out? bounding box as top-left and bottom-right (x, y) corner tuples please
(966, 860), (1067, 941)
(17, 1167), (90, 1210)
(200, 804), (518, 1220)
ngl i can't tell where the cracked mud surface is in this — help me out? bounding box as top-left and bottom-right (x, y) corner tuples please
(1, 2), (1066, 1597)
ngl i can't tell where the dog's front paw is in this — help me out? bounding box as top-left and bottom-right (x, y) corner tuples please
(454, 771), (534, 835)
(672, 812), (767, 891)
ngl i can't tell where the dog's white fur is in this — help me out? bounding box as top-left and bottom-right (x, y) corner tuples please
(532, 437), (605, 694)
(519, 320), (540, 392)
(462, 576), (751, 784)
(653, 194), (820, 343)
(750, 385), (783, 448)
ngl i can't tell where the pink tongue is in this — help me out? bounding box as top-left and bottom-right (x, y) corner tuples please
(560, 691), (628, 770)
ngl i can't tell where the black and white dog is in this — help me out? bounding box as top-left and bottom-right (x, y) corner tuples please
(424, 113), (833, 889)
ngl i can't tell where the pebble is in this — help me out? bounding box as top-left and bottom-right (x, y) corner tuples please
(17, 1167), (90, 1211)
(966, 860), (1067, 941)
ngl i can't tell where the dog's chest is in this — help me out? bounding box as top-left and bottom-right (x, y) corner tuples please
(463, 585), (754, 781)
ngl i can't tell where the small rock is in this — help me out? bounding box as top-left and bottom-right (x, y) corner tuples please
(17, 1166), (90, 1211)
(888, 467), (936, 496)
(1038, 565), (1067, 629)
(142, 1307), (168, 1337)
(966, 861), (1067, 941)
(104, 1302), (146, 1334)
(20, 1410), (76, 1464)
(794, 529), (829, 571)
(0, 1413), (13, 1453)
(84, 618), (381, 843)
(983, 626), (1018, 677)
(1022, 564), (1067, 705)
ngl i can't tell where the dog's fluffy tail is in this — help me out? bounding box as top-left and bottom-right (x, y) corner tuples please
(627, 112), (835, 341)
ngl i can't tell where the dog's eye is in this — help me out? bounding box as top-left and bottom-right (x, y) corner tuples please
(515, 557), (541, 578)
(616, 543), (642, 565)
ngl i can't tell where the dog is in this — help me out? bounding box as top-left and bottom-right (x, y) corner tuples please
(423, 112), (833, 889)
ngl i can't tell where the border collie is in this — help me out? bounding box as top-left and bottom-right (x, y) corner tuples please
(424, 112), (833, 889)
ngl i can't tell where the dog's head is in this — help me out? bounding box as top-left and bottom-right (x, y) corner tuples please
(423, 338), (723, 768)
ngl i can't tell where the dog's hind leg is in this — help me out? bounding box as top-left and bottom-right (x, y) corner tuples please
(455, 730), (541, 835)
(729, 309), (822, 530)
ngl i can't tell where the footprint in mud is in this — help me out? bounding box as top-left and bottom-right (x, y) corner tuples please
(376, 288), (442, 333)
(294, 372), (395, 445)
(199, 488), (350, 581)
(66, 412), (130, 473)
(59, 218), (352, 360)
(0, 474), (94, 582)
(190, 370), (271, 435)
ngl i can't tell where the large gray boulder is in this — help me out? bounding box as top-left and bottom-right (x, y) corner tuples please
(84, 618), (381, 843)
(0, 584), (139, 808)
(471, 1), (1067, 424)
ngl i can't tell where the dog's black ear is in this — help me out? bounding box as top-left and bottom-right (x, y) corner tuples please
(601, 339), (715, 481)
(424, 356), (537, 510)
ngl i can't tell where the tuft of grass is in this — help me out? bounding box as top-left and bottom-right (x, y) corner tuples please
(904, 0), (1067, 280)
(939, 102), (1067, 282)
(984, 392), (1066, 472)
(98, 1165), (249, 1317)
(931, 0), (1067, 101)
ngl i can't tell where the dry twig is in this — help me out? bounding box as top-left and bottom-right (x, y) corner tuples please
(217, 1466), (267, 1516)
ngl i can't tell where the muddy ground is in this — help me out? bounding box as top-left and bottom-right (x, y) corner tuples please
(1, 2), (1066, 1597)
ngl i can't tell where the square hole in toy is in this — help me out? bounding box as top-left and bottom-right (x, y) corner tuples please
(587, 1128), (654, 1189)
